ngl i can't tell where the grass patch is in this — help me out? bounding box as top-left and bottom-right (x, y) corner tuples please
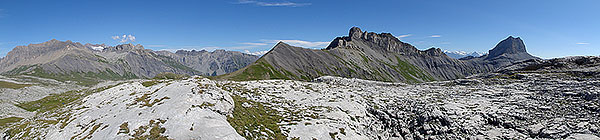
(381, 56), (435, 83)
(130, 119), (169, 140)
(15, 83), (121, 112)
(218, 59), (295, 81)
(360, 54), (369, 63)
(0, 117), (24, 128)
(132, 93), (170, 108)
(227, 95), (286, 139)
(118, 122), (130, 134)
(142, 80), (161, 87)
(15, 90), (81, 112)
(0, 81), (31, 89)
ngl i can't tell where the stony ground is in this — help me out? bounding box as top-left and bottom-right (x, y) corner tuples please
(1, 71), (599, 139)
(0, 75), (81, 119)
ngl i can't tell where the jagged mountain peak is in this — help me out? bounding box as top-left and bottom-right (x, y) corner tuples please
(348, 27), (397, 40)
(326, 27), (411, 52)
(174, 49), (208, 55)
(349, 27), (364, 38)
(424, 48), (445, 56)
(107, 43), (145, 51)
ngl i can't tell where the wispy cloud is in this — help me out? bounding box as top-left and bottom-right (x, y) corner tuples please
(0, 9), (6, 18)
(112, 34), (136, 43)
(576, 42), (590, 45)
(235, 0), (311, 7)
(397, 34), (412, 38)
(429, 35), (441, 38)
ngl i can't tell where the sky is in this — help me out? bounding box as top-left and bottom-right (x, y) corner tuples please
(0, 0), (598, 58)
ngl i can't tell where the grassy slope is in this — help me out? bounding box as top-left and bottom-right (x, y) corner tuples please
(15, 84), (120, 112)
(214, 58), (297, 81)
(0, 81), (32, 89)
(216, 51), (435, 83)
(1, 55), (197, 86)
(0, 117), (23, 128)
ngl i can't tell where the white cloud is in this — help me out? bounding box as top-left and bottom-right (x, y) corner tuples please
(576, 42), (590, 45)
(243, 50), (269, 56)
(236, 0), (311, 7)
(111, 34), (136, 43)
(429, 35), (441, 38)
(91, 46), (105, 51)
(397, 34), (412, 38)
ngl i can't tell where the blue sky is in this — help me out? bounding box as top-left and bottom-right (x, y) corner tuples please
(0, 0), (598, 58)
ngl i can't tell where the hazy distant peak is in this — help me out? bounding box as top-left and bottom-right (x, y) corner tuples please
(443, 50), (486, 59)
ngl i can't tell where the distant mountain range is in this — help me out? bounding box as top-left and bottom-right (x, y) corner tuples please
(0, 39), (258, 85)
(443, 50), (486, 59)
(218, 27), (539, 83)
(0, 27), (540, 84)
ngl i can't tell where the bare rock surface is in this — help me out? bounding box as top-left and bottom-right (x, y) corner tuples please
(3, 67), (598, 139)
(2, 77), (243, 140)
(0, 75), (81, 119)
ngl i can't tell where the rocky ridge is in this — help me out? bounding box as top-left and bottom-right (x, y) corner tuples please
(219, 27), (539, 83)
(0, 40), (258, 85)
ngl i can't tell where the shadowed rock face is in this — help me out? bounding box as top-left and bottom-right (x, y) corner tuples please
(484, 36), (538, 63)
(488, 36), (527, 58)
(0, 40), (258, 81)
(221, 27), (540, 82)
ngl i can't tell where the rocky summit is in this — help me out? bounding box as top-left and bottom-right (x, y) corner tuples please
(219, 27), (539, 83)
(0, 40), (258, 86)
(1, 56), (599, 139)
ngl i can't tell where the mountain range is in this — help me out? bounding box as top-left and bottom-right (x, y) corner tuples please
(218, 27), (539, 83)
(443, 50), (486, 59)
(0, 40), (258, 85)
(0, 27), (539, 84)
